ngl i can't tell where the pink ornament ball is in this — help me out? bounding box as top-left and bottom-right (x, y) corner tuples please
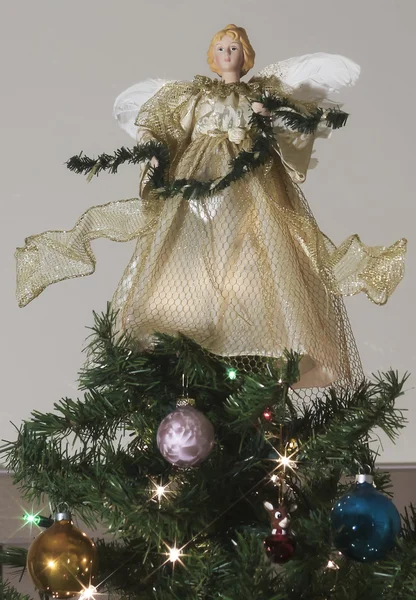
(157, 406), (215, 467)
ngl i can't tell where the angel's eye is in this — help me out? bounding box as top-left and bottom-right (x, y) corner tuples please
(231, 47), (238, 51)
(217, 47), (224, 52)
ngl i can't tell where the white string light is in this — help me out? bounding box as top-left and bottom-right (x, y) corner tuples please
(274, 450), (298, 473)
(149, 478), (173, 504)
(79, 585), (98, 600)
(168, 546), (181, 563)
(156, 485), (167, 501)
(326, 560), (339, 570)
(161, 542), (186, 570)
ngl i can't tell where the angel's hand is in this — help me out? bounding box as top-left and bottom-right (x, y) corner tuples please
(251, 102), (271, 117)
(150, 156), (159, 168)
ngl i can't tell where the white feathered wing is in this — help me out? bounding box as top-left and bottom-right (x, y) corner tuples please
(113, 79), (170, 139)
(256, 52), (360, 104)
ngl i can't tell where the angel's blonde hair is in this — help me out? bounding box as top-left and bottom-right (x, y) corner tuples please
(207, 24), (255, 77)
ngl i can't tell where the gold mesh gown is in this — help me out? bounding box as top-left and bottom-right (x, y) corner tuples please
(15, 77), (406, 391)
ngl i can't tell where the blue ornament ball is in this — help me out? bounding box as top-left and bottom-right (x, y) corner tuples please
(331, 475), (401, 562)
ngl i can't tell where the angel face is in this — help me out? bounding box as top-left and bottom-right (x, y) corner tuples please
(207, 24), (255, 78)
(213, 35), (244, 80)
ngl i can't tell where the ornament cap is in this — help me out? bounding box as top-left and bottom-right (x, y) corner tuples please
(176, 396), (196, 407)
(355, 473), (374, 485)
(55, 510), (72, 522)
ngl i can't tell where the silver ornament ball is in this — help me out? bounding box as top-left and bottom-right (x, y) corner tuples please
(157, 406), (215, 467)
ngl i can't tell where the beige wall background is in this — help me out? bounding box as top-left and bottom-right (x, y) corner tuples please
(0, 0), (414, 464)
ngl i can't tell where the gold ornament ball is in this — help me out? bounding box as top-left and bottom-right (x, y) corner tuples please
(27, 511), (98, 599)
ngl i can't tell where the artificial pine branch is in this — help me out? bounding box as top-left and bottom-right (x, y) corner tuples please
(66, 142), (170, 180)
(0, 582), (32, 600)
(1, 308), (413, 599)
(0, 546), (28, 570)
(261, 93), (349, 133)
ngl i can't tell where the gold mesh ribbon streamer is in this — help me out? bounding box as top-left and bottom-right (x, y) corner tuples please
(15, 198), (161, 308)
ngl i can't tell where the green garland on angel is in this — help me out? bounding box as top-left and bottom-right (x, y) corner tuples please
(66, 92), (348, 199)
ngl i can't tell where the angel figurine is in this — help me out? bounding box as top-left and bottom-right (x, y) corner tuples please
(16, 24), (406, 392)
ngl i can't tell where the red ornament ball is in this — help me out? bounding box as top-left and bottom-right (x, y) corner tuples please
(264, 533), (295, 564)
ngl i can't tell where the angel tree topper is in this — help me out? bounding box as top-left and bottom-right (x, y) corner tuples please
(15, 24), (406, 396)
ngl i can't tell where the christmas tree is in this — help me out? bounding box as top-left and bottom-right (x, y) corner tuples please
(2, 24), (411, 600)
(0, 307), (415, 599)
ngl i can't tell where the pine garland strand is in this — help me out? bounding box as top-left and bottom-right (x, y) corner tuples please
(66, 94), (348, 200)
